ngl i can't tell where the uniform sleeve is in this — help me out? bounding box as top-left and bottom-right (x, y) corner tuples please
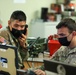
(50, 46), (66, 61)
(19, 40), (29, 61)
(0, 30), (10, 44)
(64, 54), (76, 65)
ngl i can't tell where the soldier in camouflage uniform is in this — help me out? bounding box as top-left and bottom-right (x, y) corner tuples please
(0, 10), (29, 69)
(34, 18), (76, 75)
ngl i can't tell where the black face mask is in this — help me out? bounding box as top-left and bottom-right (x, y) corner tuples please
(58, 37), (71, 46)
(10, 28), (25, 38)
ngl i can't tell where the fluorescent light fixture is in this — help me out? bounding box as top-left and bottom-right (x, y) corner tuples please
(14, 0), (26, 3)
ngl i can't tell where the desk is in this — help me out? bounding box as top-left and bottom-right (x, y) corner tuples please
(23, 58), (50, 69)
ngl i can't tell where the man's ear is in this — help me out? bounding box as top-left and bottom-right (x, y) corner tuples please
(8, 20), (11, 26)
(8, 20), (12, 31)
(72, 31), (76, 36)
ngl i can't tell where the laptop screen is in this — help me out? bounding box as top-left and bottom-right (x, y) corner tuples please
(44, 59), (76, 75)
(0, 44), (19, 75)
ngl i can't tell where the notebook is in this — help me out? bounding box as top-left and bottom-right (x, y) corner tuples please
(44, 59), (76, 75)
(0, 44), (18, 75)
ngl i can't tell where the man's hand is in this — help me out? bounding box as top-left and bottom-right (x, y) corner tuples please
(18, 34), (27, 48)
(0, 36), (6, 44)
(34, 69), (46, 75)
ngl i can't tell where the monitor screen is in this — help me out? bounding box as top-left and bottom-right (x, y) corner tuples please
(44, 59), (76, 75)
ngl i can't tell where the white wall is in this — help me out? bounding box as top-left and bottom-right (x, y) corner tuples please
(0, 0), (56, 36)
(0, 0), (76, 36)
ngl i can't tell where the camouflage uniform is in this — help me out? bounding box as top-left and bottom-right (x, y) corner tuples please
(40, 46), (76, 71)
(51, 46), (76, 65)
(0, 27), (29, 69)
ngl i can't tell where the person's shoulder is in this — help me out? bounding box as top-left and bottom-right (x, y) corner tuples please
(0, 27), (11, 40)
(57, 46), (67, 52)
(59, 46), (67, 49)
(0, 27), (9, 34)
(0, 27), (8, 31)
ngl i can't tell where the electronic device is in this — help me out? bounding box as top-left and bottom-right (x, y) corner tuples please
(44, 59), (76, 75)
(23, 24), (28, 35)
(0, 39), (39, 75)
(0, 44), (18, 75)
(17, 69), (36, 75)
(17, 24), (28, 37)
(27, 37), (40, 49)
(41, 8), (48, 21)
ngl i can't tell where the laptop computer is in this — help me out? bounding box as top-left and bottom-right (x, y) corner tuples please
(0, 44), (19, 75)
(0, 36), (40, 75)
(44, 59), (76, 75)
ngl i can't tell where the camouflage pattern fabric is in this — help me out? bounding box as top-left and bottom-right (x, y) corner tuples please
(51, 46), (76, 65)
(40, 46), (76, 70)
(0, 27), (29, 69)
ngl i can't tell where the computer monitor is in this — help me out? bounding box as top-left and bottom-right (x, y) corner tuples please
(0, 44), (19, 75)
(44, 59), (76, 75)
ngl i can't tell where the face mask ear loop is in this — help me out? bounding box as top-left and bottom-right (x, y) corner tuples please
(67, 33), (73, 43)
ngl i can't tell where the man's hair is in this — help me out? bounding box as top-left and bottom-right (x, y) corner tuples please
(56, 18), (76, 33)
(10, 10), (26, 21)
